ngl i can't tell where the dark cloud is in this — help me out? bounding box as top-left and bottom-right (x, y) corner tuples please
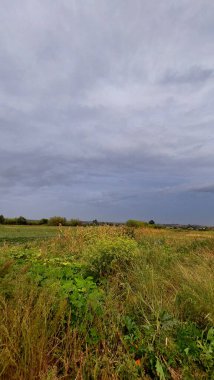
(0, 0), (214, 224)
(190, 185), (214, 193)
(161, 66), (214, 85)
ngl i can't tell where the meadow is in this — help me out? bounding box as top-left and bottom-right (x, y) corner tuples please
(0, 225), (58, 244)
(0, 225), (213, 379)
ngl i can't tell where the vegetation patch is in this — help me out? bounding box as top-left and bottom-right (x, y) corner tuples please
(0, 226), (213, 379)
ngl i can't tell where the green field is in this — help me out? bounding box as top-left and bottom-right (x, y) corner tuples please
(0, 226), (213, 379)
(0, 225), (59, 244)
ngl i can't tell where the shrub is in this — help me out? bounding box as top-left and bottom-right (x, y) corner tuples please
(68, 219), (82, 226)
(126, 219), (146, 228)
(85, 236), (138, 279)
(0, 215), (5, 224)
(149, 220), (155, 225)
(4, 218), (17, 225)
(16, 216), (27, 225)
(48, 216), (67, 226)
(38, 218), (48, 225)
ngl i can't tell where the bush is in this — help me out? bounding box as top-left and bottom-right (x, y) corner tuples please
(0, 215), (5, 224)
(126, 219), (146, 228)
(38, 218), (48, 225)
(85, 236), (138, 279)
(68, 219), (82, 226)
(149, 220), (155, 225)
(4, 218), (17, 225)
(48, 216), (67, 226)
(27, 220), (40, 225)
(16, 216), (27, 225)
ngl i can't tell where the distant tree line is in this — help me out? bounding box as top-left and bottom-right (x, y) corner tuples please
(0, 215), (158, 228)
(1, 215), (210, 230)
(0, 215), (46, 225)
(0, 215), (122, 227)
(0, 215), (82, 226)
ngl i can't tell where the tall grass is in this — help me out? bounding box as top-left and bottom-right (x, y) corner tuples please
(0, 226), (213, 379)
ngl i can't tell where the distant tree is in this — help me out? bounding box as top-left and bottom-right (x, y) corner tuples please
(48, 216), (67, 226)
(126, 219), (145, 228)
(27, 220), (37, 225)
(0, 214), (5, 224)
(92, 219), (99, 225)
(69, 219), (82, 226)
(4, 218), (17, 225)
(149, 220), (155, 225)
(16, 216), (27, 225)
(39, 218), (48, 225)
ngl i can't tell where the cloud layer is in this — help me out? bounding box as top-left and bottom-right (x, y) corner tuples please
(1, 0), (214, 223)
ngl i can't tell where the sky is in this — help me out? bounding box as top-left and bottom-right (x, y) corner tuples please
(0, 0), (214, 224)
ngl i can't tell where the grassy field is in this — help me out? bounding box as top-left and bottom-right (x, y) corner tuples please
(0, 225), (59, 244)
(0, 226), (213, 379)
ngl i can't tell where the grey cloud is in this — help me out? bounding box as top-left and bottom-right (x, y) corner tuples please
(190, 185), (214, 193)
(161, 66), (214, 85)
(1, 0), (214, 223)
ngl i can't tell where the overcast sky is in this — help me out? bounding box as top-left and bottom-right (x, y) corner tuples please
(1, 0), (214, 224)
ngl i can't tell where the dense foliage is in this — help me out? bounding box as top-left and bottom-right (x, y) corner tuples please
(0, 226), (213, 379)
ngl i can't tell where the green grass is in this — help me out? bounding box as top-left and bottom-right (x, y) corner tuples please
(0, 225), (59, 244)
(0, 226), (213, 379)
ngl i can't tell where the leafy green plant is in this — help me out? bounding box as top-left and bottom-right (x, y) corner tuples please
(155, 358), (166, 380)
(122, 316), (142, 353)
(85, 236), (138, 279)
(61, 276), (103, 325)
(197, 327), (214, 371)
